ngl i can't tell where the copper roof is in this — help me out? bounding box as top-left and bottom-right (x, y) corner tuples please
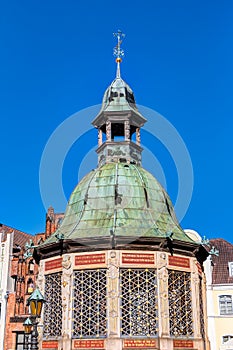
(210, 238), (233, 284)
(41, 163), (195, 246)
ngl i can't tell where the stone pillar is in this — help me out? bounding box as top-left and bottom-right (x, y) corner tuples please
(124, 120), (130, 141)
(157, 253), (170, 342)
(98, 128), (103, 146)
(136, 128), (140, 145)
(106, 121), (111, 141)
(61, 254), (73, 350)
(191, 260), (201, 338)
(106, 250), (122, 350)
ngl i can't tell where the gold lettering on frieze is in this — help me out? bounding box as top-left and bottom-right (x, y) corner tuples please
(122, 253), (154, 264)
(168, 255), (190, 268)
(75, 253), (106, 266)
(123, 339), (157, 348)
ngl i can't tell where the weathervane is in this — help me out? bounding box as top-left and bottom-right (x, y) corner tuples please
(113, 30), (125, 77)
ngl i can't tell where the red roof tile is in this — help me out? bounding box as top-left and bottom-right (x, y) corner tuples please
(0, 224), (33, 248)
(210, 238), (233, 284)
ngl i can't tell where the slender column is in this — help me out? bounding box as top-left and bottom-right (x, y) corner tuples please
(36, 261), (44, 348)
(23, 334), (29, 350)
(30, 320), (39, 350)
(98, 128), (103, 146)
(61, 254), (73, 350)
(136, 128), (140, 145)
(106, 121), (111, 141)
(124, 120), (130, 141)
(191, 261), (201, 338)
(157, 252), (170, 350)
(107, 251), (119, 337)
(106, 251), (122, 350)
(158, 267), (169, 337)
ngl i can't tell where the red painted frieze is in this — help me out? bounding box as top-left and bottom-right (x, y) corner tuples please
(173, 339), (194, 348)
(123, 339), (157, 348)
(122, 253), (154, 265)
(168, 256), (190, 268)
(42, 340), (58, 349)
(74, 339), (105, 348)
(45, 258), (62, 271)
(75, 253), (105, 266)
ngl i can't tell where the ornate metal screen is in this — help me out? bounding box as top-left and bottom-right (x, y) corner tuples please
(120, 268), (158, 337)
(168, 270), (193, 336)
(43, 272), (62, 337)
(73, 269), (107, 338)
(199, 277), (205, 339)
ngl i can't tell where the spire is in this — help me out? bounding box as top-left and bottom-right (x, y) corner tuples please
(113, 30), (125, 78)
(92, 30), (147, 167)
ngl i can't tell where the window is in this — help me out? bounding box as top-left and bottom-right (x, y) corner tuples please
(228, 262), (233, 277)
(28, 259), (34, 274)
(43, 272), (62, 337)
(223, 335), (233, 343)
(168, 270), (193, 336)
(15, 332), (31, 350)
(120, 268), (158, 337)
(26, 278), (34, 294)
(219, 295), (233, 315)
(15, 332), (24, 350)
(73, 269), (107, 338)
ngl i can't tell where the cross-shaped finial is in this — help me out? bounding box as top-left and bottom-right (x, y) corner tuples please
(113, 30), (125, 63)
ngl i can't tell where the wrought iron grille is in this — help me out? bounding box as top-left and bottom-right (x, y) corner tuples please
(199, 277), (205, 339)
(73, 269), (107, 338)
(43, 272), (62, 337)
(168, 270), (193, 336)
(120, 268), (158, 337)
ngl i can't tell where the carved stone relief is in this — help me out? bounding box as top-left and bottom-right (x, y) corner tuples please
(61, 254), (72, 342)
(107, 251), (120, 337)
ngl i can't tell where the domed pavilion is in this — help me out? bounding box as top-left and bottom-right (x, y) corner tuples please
(35, 31), (210, 350)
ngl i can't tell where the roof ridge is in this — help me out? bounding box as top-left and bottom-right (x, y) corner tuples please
(1, 223), (32, 236)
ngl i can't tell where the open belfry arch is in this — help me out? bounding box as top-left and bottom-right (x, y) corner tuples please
(35, 31), (210, 350)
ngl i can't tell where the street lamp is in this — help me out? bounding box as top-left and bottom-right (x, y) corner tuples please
(27, 288), (46, 350)
(23, 317), (32, 350)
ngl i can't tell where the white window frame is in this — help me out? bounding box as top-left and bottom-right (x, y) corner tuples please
(219, 295), (233, 315)
(222, 334), (233, 344)
(228, 262), (233, 277)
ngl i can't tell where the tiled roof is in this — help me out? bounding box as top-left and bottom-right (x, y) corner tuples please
(0, 224), (33, 248)
(210, 238), (233, 285)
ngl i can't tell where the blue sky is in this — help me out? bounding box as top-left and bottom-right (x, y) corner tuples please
(0, 1), (232, 243)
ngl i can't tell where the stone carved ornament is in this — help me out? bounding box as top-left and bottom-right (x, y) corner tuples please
(62, 255), (71, 270)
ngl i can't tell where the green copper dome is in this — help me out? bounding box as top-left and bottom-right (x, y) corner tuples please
(35, 32), (206, 263)
(44, 163), (193, 245)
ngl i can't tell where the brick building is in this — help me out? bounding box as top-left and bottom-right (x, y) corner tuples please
(1, 207), (64, 350)
(0, 224), (33, 350)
